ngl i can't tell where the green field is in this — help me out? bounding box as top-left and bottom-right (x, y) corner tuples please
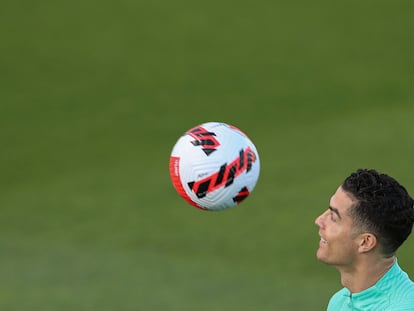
(1, 1), (414, 310)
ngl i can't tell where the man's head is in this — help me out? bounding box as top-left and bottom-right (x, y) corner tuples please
(342, 169), (414, 257)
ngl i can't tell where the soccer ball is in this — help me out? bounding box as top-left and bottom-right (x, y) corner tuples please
(169, 122), (260, 211)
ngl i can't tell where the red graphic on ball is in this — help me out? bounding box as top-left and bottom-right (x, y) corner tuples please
(188, 147), (257, 198)
(187, 126), (220, 156)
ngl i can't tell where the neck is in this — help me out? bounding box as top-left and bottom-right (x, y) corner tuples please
(337, 256), (395, 293)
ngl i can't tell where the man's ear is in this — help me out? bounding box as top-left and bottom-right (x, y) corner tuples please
(358, 233), (377, 253)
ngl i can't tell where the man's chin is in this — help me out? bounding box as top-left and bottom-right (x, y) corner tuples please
(316, 249), (328, 263)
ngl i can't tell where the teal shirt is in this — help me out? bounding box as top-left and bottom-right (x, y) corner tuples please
(327, 261), (414, 311)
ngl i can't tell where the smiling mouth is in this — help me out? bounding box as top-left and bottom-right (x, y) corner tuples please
(320, 237), (327, 244)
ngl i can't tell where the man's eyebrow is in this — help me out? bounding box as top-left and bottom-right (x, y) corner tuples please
(329, 206), (342, 219)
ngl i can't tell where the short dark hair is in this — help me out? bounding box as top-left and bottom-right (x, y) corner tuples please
(342, 169), (414, 257)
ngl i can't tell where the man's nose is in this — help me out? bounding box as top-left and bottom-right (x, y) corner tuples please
(315, 213), (324, 228)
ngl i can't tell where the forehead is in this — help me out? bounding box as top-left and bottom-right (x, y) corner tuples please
(330, 186), (357, 214)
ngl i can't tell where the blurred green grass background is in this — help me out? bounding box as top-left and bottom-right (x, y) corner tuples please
(1, 0), (414, 310)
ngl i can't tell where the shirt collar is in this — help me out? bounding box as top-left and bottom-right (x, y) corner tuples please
(342, 260), (400, 310)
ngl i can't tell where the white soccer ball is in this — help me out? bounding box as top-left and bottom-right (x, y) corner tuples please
(169, 122), (260, 211)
